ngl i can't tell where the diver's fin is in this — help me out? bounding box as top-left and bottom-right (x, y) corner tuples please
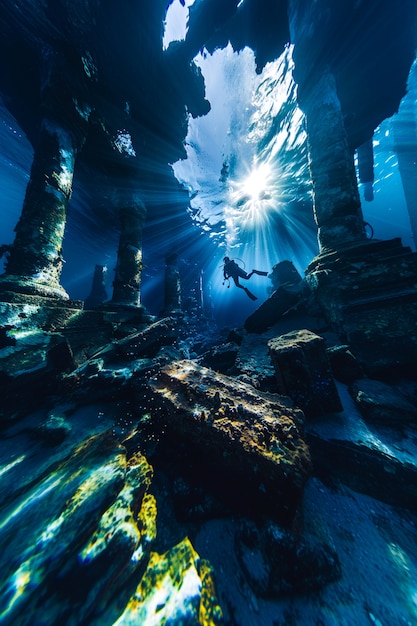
(244, 288), (257, 301)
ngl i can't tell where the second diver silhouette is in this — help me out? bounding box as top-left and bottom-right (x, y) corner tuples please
(222, 257), (268, 301)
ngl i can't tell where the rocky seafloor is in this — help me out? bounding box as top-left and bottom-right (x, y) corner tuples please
(0, 299), (416, 625)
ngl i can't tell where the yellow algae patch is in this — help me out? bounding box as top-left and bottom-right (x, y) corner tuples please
(198, 559), (224, 625)
(114, 538), (222, 625)
(131, 494), (157, 563)
(80, 453), (154, 564)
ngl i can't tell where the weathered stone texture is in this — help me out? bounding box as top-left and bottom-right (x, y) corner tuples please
(327, 344), (365, 384)
(148, 360), (312, 523)
(244, 283), (304, 334)
(300, 69), (366, 251)
(112, 201), (146, 307)
(350, 378), (417, 426)
(305, 238), (417, 372)
(268, 329), (343, 418)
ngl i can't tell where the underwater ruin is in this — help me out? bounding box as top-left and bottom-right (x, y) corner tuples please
(1, 1), (417, 624)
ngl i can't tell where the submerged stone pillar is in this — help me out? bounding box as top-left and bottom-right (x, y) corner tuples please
(2, 117), (86, 298)
(85, 264), (108, 310)
(392, 92), (417, 249)
(111, 197), (146, 307)
(357, 139), (375, 202)
(302, 68), (367, 251)
(163, 252), (181, 314)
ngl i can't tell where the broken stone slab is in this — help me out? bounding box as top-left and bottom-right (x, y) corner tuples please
(60, 317), (181, 399)
(327, 344), (365, 384)
(148, 360), (312, 524)
(244, 282), (304, 334)
(349, 378), (417, 426)
(268, 329), (343, 418)
(306, 382), (417, 511)
(62, 306), (157, 367)
(88, 316), (179, 363)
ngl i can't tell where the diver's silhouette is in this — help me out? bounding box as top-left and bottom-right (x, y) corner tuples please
(223, 257), (268, 300)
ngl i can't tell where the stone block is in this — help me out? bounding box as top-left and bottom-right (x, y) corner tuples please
(268, 329), (342, 418)
(244, 283), (303, 334)
(327, 344), (365, 384)
(350, 378), (417, 426)
(269, 260), (303, 291)
(148, 360), (311, 524)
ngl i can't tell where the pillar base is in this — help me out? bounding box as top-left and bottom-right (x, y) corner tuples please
(317, 215), (367, 253)
(0, 274), (70, 300)
(305, 237), (417, 373)
(0, 289), (83, 336)
(103, 302), (155, 325)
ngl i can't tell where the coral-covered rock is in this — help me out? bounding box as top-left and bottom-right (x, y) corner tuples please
(148, 360), (312, 524)
(111, 538), (223, 626)
(0, 410), (225, 626)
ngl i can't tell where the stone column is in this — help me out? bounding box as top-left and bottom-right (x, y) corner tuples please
(2, 117), (86, 298)
(163, 252), (181, 314)
(111, 196), (146, 307)
(85, 264), (108, 309)
(392, 95), (417, 249)
(302, 68), (367, 251)
(357, 139), (375, 202)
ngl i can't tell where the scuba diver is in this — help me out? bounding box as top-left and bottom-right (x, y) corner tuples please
(222, 257), (268, 301)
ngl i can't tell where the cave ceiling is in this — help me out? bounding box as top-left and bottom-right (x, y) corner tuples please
(0, 0), (416, 247)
